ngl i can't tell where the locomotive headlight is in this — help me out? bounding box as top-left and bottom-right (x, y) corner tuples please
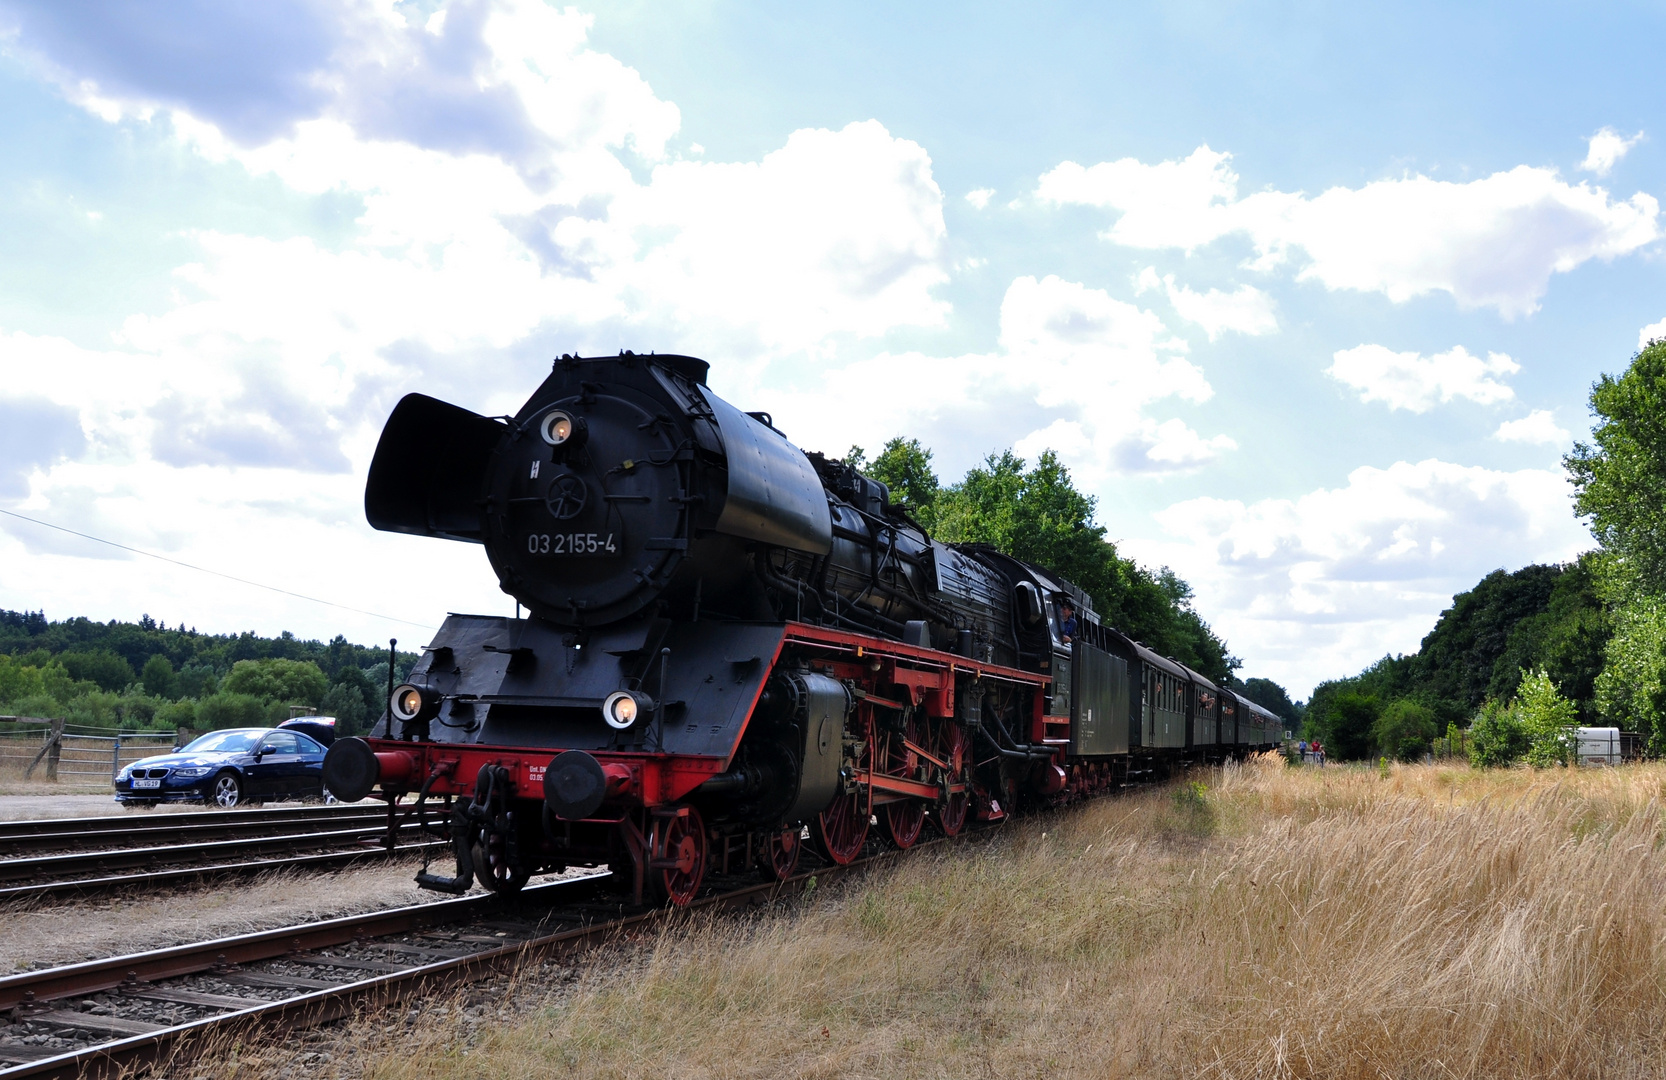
(602, 689), (653, 730)
(539, 409), (587, 448)
(390, 683), (442, 724)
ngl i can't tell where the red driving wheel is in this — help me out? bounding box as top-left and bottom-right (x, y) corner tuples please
(654, 805), (707, 906)
(882, 716), (926, 849)
(936, 722), (969, 837)
(817, 790), (869, 865)
(760, 824), (802, 881)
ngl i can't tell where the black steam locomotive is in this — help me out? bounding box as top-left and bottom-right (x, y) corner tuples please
(323, 352), (1283, 904)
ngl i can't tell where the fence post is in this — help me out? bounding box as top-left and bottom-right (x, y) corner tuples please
(24, 718), (65, 781)
(112, 735), (122, 784)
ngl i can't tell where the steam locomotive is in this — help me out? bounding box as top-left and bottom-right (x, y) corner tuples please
(322, 352), (1284, 904)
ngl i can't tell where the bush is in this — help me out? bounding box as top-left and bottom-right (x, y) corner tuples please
(7, 693), (63, 721)
(1372, 699), (1438, 762)
(320, 682), (368, 735)
(0, 654), (45, 703)
(176, 662), (219, 698)
(221, 658), (328, 709)
(196, 692), (270, 730)
(56, 650), (135, 692)
(155, 699), (198, 729)
(141, 655), (178, 698)
(1468, 700), (1528, 768)
(1517, 667), (1579, 768)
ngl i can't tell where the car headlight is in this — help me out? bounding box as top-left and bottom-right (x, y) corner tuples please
(172, 766), (212, 778)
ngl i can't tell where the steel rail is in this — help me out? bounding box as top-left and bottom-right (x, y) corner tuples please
(0, 841), (947, 1078)
(0, 805), (392, 852)
(0, 840), (444, 902)
(0, 822), (436, 886)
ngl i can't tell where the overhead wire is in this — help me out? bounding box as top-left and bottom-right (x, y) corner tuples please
(0, 506), (433, 631)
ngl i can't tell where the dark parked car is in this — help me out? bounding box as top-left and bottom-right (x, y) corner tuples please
(114, 727), (333, 808)
(278, 715), (337, 746)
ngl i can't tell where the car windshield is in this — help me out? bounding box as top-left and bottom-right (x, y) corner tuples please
(182, 730), (264, 754)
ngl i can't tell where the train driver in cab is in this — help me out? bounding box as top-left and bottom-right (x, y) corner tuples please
(1057, 597), (1077, 643)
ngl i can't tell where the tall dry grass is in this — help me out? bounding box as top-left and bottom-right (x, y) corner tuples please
(224, 759), (1666, 1079)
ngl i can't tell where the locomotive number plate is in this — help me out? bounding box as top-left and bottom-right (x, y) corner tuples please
(526, 532), (619, 556)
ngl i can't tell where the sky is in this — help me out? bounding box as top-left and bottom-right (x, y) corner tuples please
(0, 0), (1662, 697)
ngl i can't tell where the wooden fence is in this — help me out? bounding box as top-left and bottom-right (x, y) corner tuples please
(0, 718), (178, 783)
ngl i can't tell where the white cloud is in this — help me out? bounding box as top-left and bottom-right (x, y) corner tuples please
(1136, 266), (1277, 340)
(4, 0), (954, 479)
(965, 187), (994, 209)
(1126, 459), (1590, 696)
(1640, 316), (1666, 350)
(1040, 147), (1240, 249)
(0, 0), (963, 648)
(1326, 344), (1519, 412)
(1493, 410), (1570, 446)
(1039, 146), (1661, 317)
(1580, 128), (1643, 177)
(760, 274), (1232, 481)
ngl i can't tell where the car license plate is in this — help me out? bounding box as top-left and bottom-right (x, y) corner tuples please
(133, 778), (161, 789)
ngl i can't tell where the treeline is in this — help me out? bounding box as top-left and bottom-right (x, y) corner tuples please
(1304, 558), (1607, 761)
(0, 610), (417, 735)
(1307, 337), (1666, 763)
(847, 441), (1259, 692)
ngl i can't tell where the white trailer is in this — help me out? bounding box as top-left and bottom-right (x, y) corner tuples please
(1575, 727), (1622, 766)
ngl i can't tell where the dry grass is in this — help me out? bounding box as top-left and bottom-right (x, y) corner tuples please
(0, 762), (114, 797)
(195, 758), (1666, 1079)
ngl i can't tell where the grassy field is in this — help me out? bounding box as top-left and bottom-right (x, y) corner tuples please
(204, 757), (1666, 1079)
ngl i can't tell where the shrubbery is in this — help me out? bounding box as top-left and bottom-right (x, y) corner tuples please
(1467, 668), (1580, 769)
(0, 612), (416, 735)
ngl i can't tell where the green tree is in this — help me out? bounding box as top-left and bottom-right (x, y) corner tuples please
(176, 662), (218, 698)
(196, 691), (272, 730)
(865, 437), (941, 517)
(0, 654), (44, 703)
(141, 655), (178, 699)
(1304, 686), (1380, 760)
(1372, 699), (1438, 762)
(1594, 595), (1666, 749)
(320, 682), (368, 734)
(56, 650), (134, 692)
(221, 658), (328, 709)
(1562, 340), (1666, 748)
(1516, 668), (1579, 768)
(1566, 340), (1666, 597)
(1414, 565), (1563, 716)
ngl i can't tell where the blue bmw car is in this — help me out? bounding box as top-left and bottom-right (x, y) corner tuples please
(114, 727), (332, 808)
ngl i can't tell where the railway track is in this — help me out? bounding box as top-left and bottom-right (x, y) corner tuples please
(0, 804), (439, 901)
(0, 804), (392, 853)
(0, 840), (929, 1078)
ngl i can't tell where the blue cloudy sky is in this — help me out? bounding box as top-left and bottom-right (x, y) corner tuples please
(1, 0), (1661, 696)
